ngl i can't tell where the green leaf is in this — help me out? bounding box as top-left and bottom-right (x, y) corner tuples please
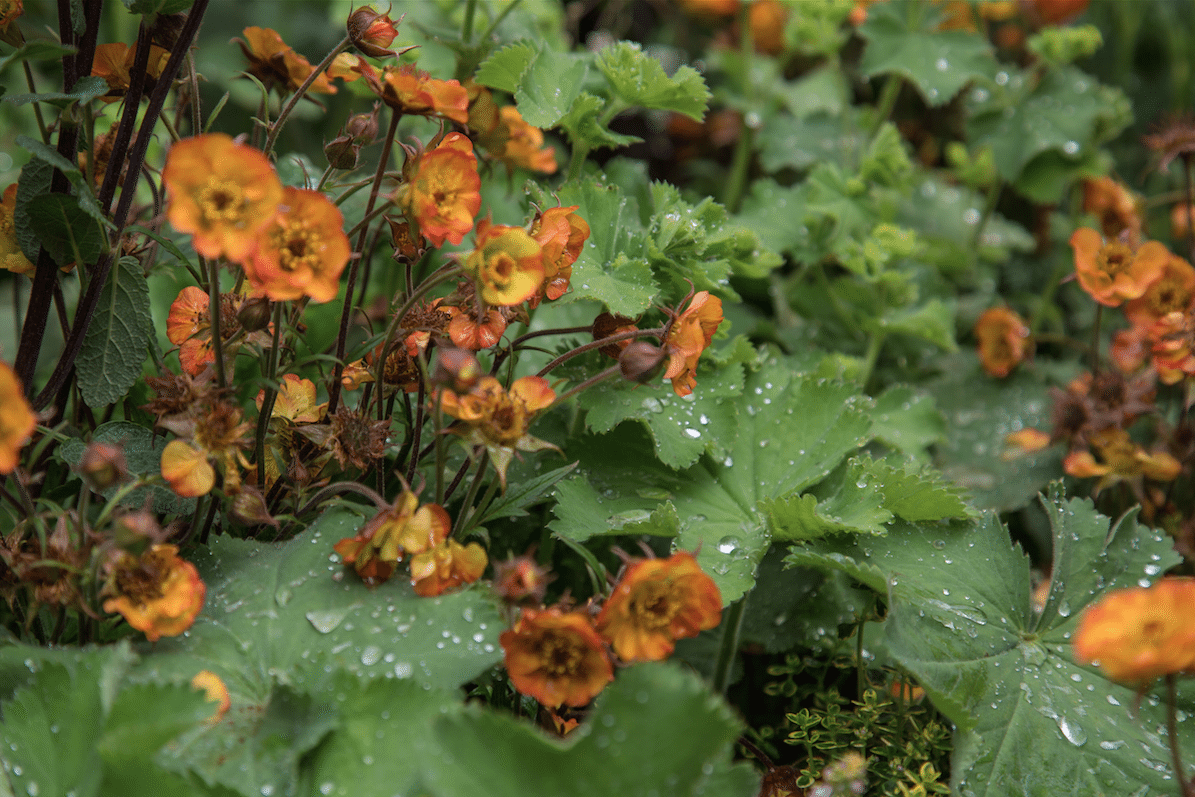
(858, 2), (995, 106)
(558, 92), (641, 150)
(871, 385), (946, 457)
(578, 362), (743, 470)
(881, 297), (958, 351)
(122, 0), (194, 15)
(764, 462), (892, 541)
(98, 683), (211, 797)
(0, 40), (77, 74)
(896, 176), (1034, 270)
(777, 64), (848, 119)
(553, 179), (657, 315)
(474, 42), (588, 128)
(143, 508), (505, 696)
(863, 457), (974, 523)
(17, 135), (109, 226)
(482, 461), (579, 522)
(788, 488), (1189, 797)
(58, 421), (196, 515)
(473, 41), (536, 92)
(3, 75), (109, 107)
(551, 361), (873, 603)
(755, 111), (868, 175)
(595, 42), (710, 120)
(25, 192), (105, 267)
(77, 257), (153, 407)
(420, 663), (755, 797)
(14, 157), (54, 263)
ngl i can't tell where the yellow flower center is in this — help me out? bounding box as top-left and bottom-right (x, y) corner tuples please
(629, 581), (678, 632)
(485, 251), (517, 289)
(540, 632), (583, 677)
(1148, 277), (1188, 315)
(273, 220), (322, 273)
(197, 178), (248, 225)
(1097, 243), (1134, 278)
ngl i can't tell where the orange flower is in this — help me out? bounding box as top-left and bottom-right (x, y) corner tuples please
(346, 5), (401, 58)
(1002, 428), (1050, 460)
(495, 106), (557, 174)
(333, 490), (451, 585)
(501, 607), (614, 707)
(236, 26), (337, 95)
(397, 133), (481, 248)
(375, 64), (468, 123)
(1110, 325), (1150, 373)
(1073, 577), (1195, 686)
(676, 0), (739, 18)
(162, 134), (283, 263)
(1031, 0), (1090, 25)
(165, 287), (269, 376)
(0, 0), (23, 46)
(1063, 427), (1182, 487)
(159, 400), (253, 497)
(749, 1), (789, 55)
(0, 360), (35, 474)
(1069, 227), (1169, 308)
(191, 670), (231, 723)
(663, 291), (723, 397)
(1151, 310), (1195, 384)
(242, 187), (349, 303)
(102, 544), (206, 642)
(1082, 177), (1142, 245)
(1124, 254), (1195, 328)
(529, 205), (588, 303)
(442, 302), (508, 351)
(974, 306), (1031, 377)
(160, 439), (217, 497)
(90, 41), (170, 103)
(410, 539), (488, 596)
(595, 551), (722, 662)
(1, 184), (35, 276)
(464, 220), (544, 307)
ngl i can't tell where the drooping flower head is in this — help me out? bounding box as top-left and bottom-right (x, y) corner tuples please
(463, 220), (544, 307)
(102, 544), (206, 641)
(332, 490), (451, 585)
(1074, 577), (1195, 686)
(595, 551), (722, 662)
(162, 134), (283, 262)
(159, 399), (254, 497)
(529, 205), (589, 303)
(236, 26), (337, 95)
(396, 133), (481, 248)
(1, 184), (35, 276)
(0, 0), (24, 46)
(439, 375), (557, 488)
(501, 607), (614, 707)
(346, 5), (402, 58)
(0, 360), (35, 474)
(974, 306), (1031, 377)
(1062, 427), (1182, 489)
(1069, 227), (1169, 308)
(243, 187), (350, 303)
(410, 539), (488, 596)
(663, 291), (723, 396)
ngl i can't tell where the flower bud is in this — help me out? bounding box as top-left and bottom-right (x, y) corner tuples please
(345, 105), (380, 144)
(432, 347), (482, 394)
(79, 441), (128, 492)
(492, 553), (550, 605)
(229, 486), (279, 528)
(236, 295), (273, 333)
(324, 135), (360, 170)
(347, 5), (400, 58)
(592, 312), (638, 358)
(112, 508), (165, 555)
(386, 217), (424, 262)
(619, 341), (666, 384)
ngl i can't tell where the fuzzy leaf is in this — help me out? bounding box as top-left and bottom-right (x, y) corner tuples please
(58, 420), (196, 515)
(25, 192), (104, 267)
(881, 297), (958, 351)
(595, 42), (710, 120)
(17, 135), (109, 226)
(14, 157), (54, 263)
(4, 75), (108, 107)
(0, 40), (77, 74)
(76, 257), (152, 407)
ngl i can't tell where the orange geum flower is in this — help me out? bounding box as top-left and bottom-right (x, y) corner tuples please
(90, 41), (170, 103)
(1063, 427), (1182, 488)
(1069, 227), (1169, 308)
(501, 607), (614, 708)
(1074, 577), (1195, 686)
(160, 439), (217, 497)
(1124, 254), (1195, 328)
(0, 360), (36, 474)
(165, 287), (269, 377)
(974, 306), (1031, 378)
(102, 544), (206, 642)
(663, 291), (723, 397)
(1, 184), (35, 276)
(242, 187), (350, 303)
(191, 670), (231, 723)
(376, 64), (468, 124)
(749, 0), (789, 55)
(236, 26), (337, 95)
(1002, 428), (1050, 460)
(495, 106), (557, 174)
(346, 5), (402, 58)
(596, 551), (722, 662)
(410, 538), (488, 597)
(463, 220), (544, 307)
(439, 375), (558, 488)
(439, 296), (508, 351)
(1082, 176), (1142, 246)
(529, 205), (589, 303)
(396, 133), (481, 248)
(332, 490), (451, 585)
(162, 134), (283, 263)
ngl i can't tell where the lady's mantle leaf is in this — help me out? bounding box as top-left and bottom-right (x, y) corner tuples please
(787, 487), (1191, 797)
(595, 42), (710, 120)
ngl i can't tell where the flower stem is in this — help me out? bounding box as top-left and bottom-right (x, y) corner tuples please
(1166, 674), (1195, 797)
(206, 256), (226, 390)
(712, 595), (747, 695)
(535, 328), (664, 378)
(264, 35), (351, 157)
(553, 363), (621, 404)
(255, 301), (285, 486)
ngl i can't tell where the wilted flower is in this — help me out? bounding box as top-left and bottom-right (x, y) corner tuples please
(333, 490), (451, 584)
(102, 544), (206, 641)
(1074, 577), (1195, 685)
(298, 405), (388, 472)
(663, 291), (723, 397)
(255, 373), (325, 485)
(243, 187), (350, 303)
(78, 441), (129, 492)
(529, 205), (589, 304)
(1069, 228), (1169, 307)
(440, 300), (508, 351)
(159, 400), (253, 497)
(492, 553), (550, 605)
(236, 26), (337, 95)
(1063, 427), (1181, 487)
(1143, 115), (1195, 175)
(0, 360), (35, 475)
(439, 375), (558, 488)
(1, 184), (35, 276)
(396, 133), (481, 248)
(0, 0), (24, 46)
(973, 306), (1031, 377)
(410, 539), (487, 596)
(464, 220), (544, 307)
(165, 287), (270, 377)
(595, 551), (722, 662)
(501, 607), (614, 707)
(162, 134), (283, 263)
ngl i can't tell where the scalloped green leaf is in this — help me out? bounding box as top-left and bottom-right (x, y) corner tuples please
(595, 42), (710, 120)
(864, 457), (975, 523)
(558, 91), (641, 150)
(787, 489), (1191, 797)
(764, 458), (892, 541)
(896, 176), (1035, 270)
(58, 420), (196, 515)
(552, 361), (873, 603)
(870, 385), (946, 457)
(474, 42), (588, 128)
(578, 362), (743, 470)
(474, 41), (536, 93)
(77, 257), (152, 407)
(419, 663), (756, 797)
(858, 3), (995, 106)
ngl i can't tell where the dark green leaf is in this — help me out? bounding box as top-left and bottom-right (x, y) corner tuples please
(4, 75), (108, 107)
(26, 192), (104, 267)
(14, 156), (54, 263)
(122, 0), (194, 14)
(76, 257), (153, 406)
(482, 461), (579, 521)
(17, 134), (109, 225)
(0, 40), (77, 74)
(58, 421), (196, 515)
(870, 385), (946, 457)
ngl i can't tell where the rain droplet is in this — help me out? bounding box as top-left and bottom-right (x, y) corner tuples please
(361, 645), (382, 666)
(1059, 717), (1087, 746)
(306, 608), (352, 634)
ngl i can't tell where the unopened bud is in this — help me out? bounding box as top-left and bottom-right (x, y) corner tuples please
(347, 5), (400, 58)
(386, 217), (423, 262)
(433, 347), (482, 394)
(492, 553), (550, 605)
(592, 312), (638, 359)
(229, 486), (279, 528)
(619, 341), (666, 384)
(236, 296), (273, 333)
(345, 106), (380, 143)
(113, 508), (164, 555)
(324, 135), (361, 170)
(79, 441), (128, 492)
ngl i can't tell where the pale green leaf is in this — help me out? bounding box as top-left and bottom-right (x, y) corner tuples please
(595, 42), (710, 120)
